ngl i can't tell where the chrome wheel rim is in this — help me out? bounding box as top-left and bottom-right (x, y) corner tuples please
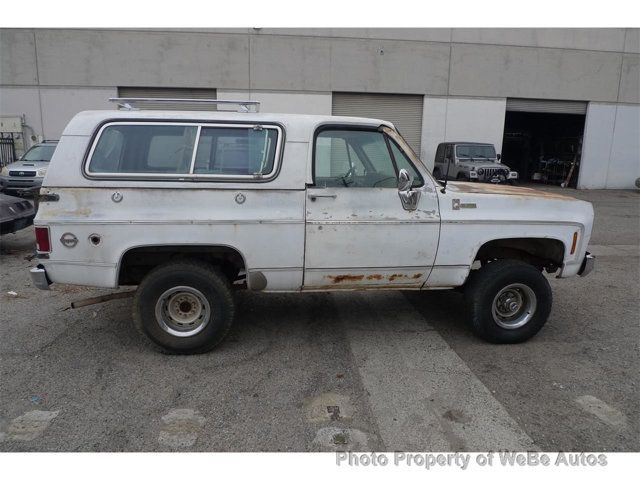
(155, 286), (211, 337)
(491, 283), (537, 329)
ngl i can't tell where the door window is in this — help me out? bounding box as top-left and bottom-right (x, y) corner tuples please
(314, 129), (397, 188)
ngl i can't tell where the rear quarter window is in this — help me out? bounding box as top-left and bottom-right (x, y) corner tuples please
(86, 122), (282, 180)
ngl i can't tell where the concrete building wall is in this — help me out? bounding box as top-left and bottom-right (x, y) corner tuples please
(218, 90), (331, 115)
(1, 28), (638, 188)
(0, 87), (43, 138)
(579, 103), (640, 189)
(0, 86), (115, 140)
(39, 87), (116, 139)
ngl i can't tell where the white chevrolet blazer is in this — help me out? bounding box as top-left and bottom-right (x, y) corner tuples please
(30, 101), (595, 353)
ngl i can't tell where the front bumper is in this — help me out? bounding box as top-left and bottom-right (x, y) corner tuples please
(30, 265), (51, 290)
(0, 176), (43, 191)
(578, 252), (595, 277)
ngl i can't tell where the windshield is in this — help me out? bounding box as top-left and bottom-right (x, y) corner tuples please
(456, 145), (496, 161)
(22, 145), (56, 162)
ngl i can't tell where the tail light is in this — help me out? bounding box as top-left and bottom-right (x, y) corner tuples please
(35, 226), (51, 253)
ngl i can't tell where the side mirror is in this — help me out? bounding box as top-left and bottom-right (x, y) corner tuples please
(497, 153), (502, 162)
(397, 169), (420, 211)
(398, 169), (413, 192)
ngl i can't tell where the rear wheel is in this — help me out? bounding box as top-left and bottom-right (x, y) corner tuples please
(465, 260), (552, 343)
(133, 260), (235, 354)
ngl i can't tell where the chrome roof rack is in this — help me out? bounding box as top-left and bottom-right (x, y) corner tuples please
(108, 97), (261, 113)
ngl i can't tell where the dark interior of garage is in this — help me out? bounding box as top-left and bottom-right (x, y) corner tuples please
(501, 112), (586, 188)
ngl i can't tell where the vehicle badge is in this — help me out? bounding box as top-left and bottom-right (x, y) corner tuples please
(60, 232), (79, 248)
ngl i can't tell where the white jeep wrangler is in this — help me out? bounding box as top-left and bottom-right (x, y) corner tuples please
(30, 99), (595, 353)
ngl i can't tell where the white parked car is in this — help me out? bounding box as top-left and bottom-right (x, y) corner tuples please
(0, 140), (58, 194)
(30, 100), (595, 353)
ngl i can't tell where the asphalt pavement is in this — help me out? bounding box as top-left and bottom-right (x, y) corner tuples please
(0, 186), (637, 451)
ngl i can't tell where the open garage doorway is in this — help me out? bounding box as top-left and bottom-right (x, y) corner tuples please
(501, 99), (587, 188)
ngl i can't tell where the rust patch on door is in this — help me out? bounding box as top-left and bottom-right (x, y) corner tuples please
(366, 274), (383, 280)
(389, 274), (407, 281)
(328, 274), (365, 284)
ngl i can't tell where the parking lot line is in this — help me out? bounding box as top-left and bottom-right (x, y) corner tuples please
(338, 291), (536, 451)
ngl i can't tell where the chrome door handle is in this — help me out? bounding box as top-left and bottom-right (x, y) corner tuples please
(308, 192), (337, 200)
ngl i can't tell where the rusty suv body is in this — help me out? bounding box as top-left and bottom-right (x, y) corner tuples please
(29, 109), (595, 352)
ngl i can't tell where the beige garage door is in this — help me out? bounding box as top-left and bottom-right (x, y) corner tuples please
(117, 87), (217, 111)
(332, 93), (424, 155)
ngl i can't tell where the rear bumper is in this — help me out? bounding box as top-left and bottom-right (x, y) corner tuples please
(578, 252), (595, 277)
(30, 265), (51, 290)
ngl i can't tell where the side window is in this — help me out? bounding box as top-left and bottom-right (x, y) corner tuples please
(314, 130), (398, 188)
(88, 124), (197, 174)
(388, 139), (423, 187)
(89, 128), (124, 172)
(194, 127), (278, 176)
(445, 144), (453, 161)
(435, 144), (444, 163)
(87, 123), (280, 178)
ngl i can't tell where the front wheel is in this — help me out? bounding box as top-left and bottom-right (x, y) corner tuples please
(133, 260), (235, 354)
(465, 260), (552, 343)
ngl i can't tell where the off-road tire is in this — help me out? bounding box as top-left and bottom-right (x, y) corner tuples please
(465, 259), (552, 343)
(133, 260), (235, 354)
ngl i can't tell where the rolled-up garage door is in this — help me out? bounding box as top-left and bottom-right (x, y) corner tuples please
(332, 93), (423, 155)
(506, 98), (587, 115)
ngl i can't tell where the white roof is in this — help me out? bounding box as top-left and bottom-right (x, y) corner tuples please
(63, 110), (395, 142)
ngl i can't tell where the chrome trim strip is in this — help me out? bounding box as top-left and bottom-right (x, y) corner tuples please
(307, 220), (440, 225)
(430, 265), (470, 269)
(442, 219), (585, 227)
(42, 260), (116, 267)
(40, 219), (305, 226)
(248, 267), (302, 272)
(305, 265), (430, 271)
